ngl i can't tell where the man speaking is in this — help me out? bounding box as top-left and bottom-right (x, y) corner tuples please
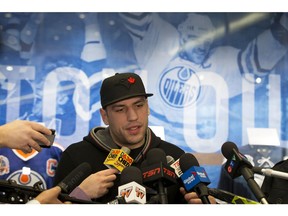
(53, 72), (216, 204)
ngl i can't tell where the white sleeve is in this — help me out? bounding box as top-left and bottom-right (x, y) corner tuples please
(26, 199), (41, 204)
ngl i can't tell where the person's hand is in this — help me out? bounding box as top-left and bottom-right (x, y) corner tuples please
(34, 186), (66, 204)
(180, 187), (217, 204)
(78, 168), (118, 199)
(0, 120), (52, 153)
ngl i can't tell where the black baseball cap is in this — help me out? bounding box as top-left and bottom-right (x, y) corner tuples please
(100, 73), (153, 108)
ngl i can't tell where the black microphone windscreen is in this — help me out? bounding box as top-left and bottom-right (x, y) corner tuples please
(221, 141), (238, 159)
(57, 162), (92, 194)
(179, 153), (199, 172)
(120, 166), (143, 185)
(146, 148), (167, 165)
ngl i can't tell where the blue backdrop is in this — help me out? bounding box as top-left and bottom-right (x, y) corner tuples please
(1, 12), (287, 187)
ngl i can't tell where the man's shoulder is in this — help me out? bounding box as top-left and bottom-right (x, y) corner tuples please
(158, 140), (185, 157)
(64, 140), (91, 152)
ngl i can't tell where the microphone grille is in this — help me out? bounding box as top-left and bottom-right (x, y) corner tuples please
(121, 146), (131, 154)
(166, 155), (175, 166)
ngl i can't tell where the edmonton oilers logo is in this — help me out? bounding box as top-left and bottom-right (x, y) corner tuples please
(159, 66), (200, 108)
(7, 170), (47, 189)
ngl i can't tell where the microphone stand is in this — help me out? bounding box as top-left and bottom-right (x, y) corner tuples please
(194, 183), (211, 204)
(253, 167), (288, 180)
(241, 167), (269, 204)
(157, 181), (168, 204)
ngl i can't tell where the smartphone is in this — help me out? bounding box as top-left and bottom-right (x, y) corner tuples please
(38, 129), (56, 148)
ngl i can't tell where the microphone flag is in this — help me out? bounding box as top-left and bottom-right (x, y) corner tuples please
(170, 158), (183, 177)
(104, 146), (133, 172)
(142, 162), (177, 186)
(118, 181), (146, 204)
(180, 166), (211, 192)
(224, 148), (253, 179)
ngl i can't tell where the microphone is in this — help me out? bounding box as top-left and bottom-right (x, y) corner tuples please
(0, 163), (101, 204)
(104, 146), (134, 172)
(221, 141), (253, 179)
(167, 155), (183, 177)
(141, 148), (177, 204)
(179, 153), (211, 204)
(252, 167), (288, 180)
(57, 162), (92, 194)
(118, 166), (146, 204)
(0, 178), (102, 204)
(221, 141), (269, 204)
(169, 158), (183, 177)
(208, 188), (260, 204)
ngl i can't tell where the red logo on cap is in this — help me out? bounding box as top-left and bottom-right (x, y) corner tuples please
(127, 77), (135, 84)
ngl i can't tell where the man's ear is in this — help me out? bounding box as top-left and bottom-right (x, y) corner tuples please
(100, 108), (109, 125)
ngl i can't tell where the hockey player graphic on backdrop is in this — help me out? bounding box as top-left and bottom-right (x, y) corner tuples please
(0, 13), (45, 124)
(119, 13), (288, 153)
(19, 13), (109, 147)
(1, 12), (288, 190)
(0, 13), (107, 189)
